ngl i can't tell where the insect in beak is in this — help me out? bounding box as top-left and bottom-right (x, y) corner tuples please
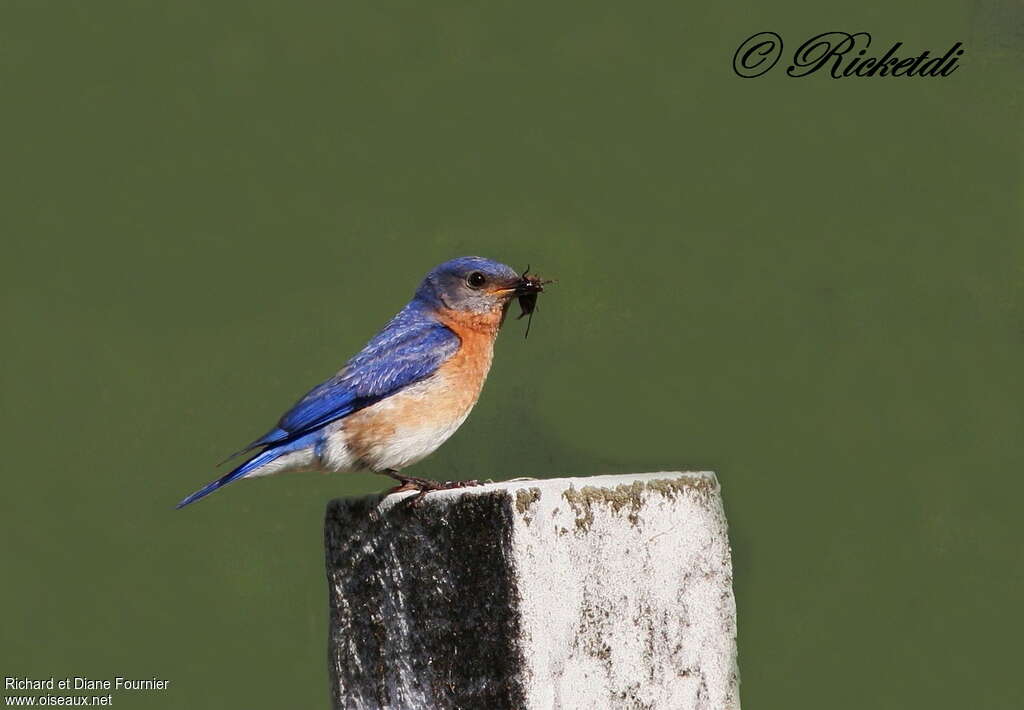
(514, 265), (553, 339)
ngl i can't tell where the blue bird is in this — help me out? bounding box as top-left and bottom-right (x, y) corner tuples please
(177, 257), (548, 508)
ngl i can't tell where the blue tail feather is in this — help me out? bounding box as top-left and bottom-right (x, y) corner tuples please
(215, 426), (289, 467)
(176, 449), (277, 509)
(176, 433), (315, 509)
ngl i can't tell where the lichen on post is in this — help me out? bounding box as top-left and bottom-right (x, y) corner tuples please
(325, 472), (740, 710)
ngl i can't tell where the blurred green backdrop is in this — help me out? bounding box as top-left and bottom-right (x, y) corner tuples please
(1, 1), (1021, 708)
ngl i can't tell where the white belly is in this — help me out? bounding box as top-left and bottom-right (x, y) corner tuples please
(322, 368), (484, 473)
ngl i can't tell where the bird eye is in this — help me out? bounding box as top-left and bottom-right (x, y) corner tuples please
(467, 272), (487, 288)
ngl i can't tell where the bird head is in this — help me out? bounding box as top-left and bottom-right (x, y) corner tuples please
(415, 256), (543, 315)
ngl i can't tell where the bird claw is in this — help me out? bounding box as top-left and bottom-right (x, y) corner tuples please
(382, 473), (484, 507)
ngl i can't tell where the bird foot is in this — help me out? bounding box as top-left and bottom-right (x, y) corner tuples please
(382, 472), (483, 506)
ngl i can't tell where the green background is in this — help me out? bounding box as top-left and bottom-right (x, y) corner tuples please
(2, 2), (1021, 708)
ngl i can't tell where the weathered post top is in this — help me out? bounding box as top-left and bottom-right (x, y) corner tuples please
(325, 472), (740, 710)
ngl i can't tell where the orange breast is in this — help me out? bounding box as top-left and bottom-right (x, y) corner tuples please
(341, 306), (503, 470)
(432, 307), (502, 401)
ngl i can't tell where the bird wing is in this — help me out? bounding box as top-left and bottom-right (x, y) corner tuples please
(241, 318), (460, 453)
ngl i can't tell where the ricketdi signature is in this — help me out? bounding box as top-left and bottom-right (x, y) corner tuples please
(789, 32), (963, 78)
(733, 31), (964, 79)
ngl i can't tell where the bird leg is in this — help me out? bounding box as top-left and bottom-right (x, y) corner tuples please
(381, 469), (483, 505)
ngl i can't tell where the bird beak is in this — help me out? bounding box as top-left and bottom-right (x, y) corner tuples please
(489, 277), (544, 297)
(514, 277), (545, 296)
(518, 273), (553, 294)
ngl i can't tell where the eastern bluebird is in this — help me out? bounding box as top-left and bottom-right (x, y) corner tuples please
(177, 257), (547, 508)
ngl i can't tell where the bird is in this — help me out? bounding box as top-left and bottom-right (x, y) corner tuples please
(176, 256), (547, 508)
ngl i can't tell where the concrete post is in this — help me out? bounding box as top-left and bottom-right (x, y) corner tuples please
(325, 472), (740, 709)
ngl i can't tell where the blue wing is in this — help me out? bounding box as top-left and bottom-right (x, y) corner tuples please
(178, 307), (459, 509)
(177, 303), (461, 509)
(245, 304), (460, 451)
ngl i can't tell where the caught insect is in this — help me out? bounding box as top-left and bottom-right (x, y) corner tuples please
(516, 265), (553, 339)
